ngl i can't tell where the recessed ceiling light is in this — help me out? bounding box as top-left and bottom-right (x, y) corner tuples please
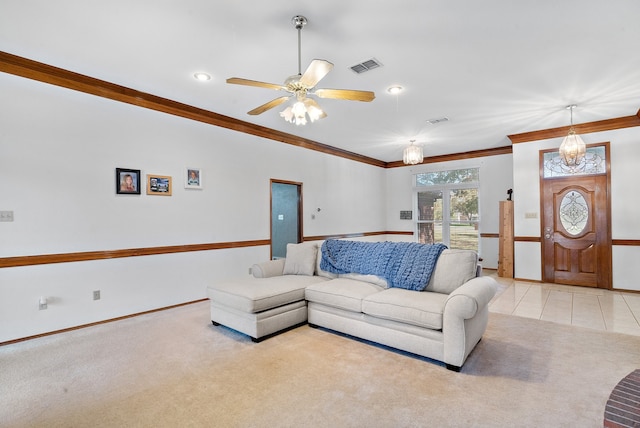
(387, 86), (404, 94)
(193, 72), (211, 81)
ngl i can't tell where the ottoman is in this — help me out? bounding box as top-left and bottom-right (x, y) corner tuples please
(207, 274), (329, 342)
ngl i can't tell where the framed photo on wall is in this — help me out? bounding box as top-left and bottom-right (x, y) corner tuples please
(116, 168), (141, 195)
(184, 167), (203, 189)
(147, 174), (172, 196)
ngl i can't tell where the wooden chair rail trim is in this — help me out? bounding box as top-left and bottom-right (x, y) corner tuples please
(0, 231), (416, 268)
(0, 240), (271, 268)
(304, 231), (414, 241)
(612, 239), (640, 246)
(515, 236), (542, 242)
(480, 233), (500, 238)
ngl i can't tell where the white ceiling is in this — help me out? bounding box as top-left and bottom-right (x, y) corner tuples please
(2, 0), (640, 162)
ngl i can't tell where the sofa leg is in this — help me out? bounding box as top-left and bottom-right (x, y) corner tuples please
(211, 321), (220, 326)
(446, 364), (461, 372)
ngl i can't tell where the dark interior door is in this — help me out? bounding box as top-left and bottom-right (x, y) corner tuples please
(270, 180), (302, 259)
(542, 174), (610, 288)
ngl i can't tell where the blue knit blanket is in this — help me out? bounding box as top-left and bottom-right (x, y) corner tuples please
(320, 240), (447, 291)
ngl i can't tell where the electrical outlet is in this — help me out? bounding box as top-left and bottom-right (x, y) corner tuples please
(524, 212), (538, 219)
(93, 290), (101, 300)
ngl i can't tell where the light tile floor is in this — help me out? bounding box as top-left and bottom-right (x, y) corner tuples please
(487, 272), (640, 336)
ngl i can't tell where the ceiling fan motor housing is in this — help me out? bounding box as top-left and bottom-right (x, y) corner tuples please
(292, 15), (307, 29)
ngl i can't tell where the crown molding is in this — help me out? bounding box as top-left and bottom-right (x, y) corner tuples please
(0, 51), (386, 168)
(508, 113), (640, 144)
(7, 51), (633, 168)
(385, 145), (513, 168)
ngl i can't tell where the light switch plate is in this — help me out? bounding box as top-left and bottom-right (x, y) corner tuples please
(0, 211), (14, 222)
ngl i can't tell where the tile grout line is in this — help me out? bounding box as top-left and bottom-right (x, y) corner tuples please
(596, 295), (609, 332)
(510, 282), (530, 317)
(570, 292), (574, 326)
(539, 288), (551, 320)
(621, 294), (640, 328)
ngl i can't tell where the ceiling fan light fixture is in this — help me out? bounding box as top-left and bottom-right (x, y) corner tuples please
(403, 140), (423, 165)
(280, 99), (324, 126)
(387, 86), (403, 94)
(305, 103), (324, 122)
(558, 105), (586, 166)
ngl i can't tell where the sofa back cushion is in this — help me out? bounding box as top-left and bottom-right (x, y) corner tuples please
(424, 249), (478, 294)
(283, 242), (318, 276)
(315, 241), (338, 279)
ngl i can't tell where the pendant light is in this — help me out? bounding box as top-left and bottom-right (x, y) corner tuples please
(403, 140), (423, 165)
(558, 105), (586, 167)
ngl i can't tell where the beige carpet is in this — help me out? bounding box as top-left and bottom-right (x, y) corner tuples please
(1, 301), (639, 428)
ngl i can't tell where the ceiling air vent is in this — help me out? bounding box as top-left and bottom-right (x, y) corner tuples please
(350, 58), (382, 74)
(426, 117), (450, 125)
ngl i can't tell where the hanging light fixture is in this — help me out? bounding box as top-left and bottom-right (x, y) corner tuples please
(403, 140), (423, 165)
(278, 15), (326, 126)
(280, 93), (324, 125)
(558, 105), (586, 167)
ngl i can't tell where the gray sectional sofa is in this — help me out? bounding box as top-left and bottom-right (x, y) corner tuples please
(207, 240), (497, 371)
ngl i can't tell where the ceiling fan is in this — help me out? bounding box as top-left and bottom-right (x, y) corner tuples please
(226, 15), (376, 125)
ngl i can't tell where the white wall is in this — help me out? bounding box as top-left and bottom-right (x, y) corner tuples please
(0, 74), (387, 342)
(3, 71), (636, 343)
(384, 154), (513, 269)
(512, 126), (640, 290)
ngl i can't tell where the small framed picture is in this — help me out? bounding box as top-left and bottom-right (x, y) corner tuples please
(185, 167), (203, 189)
(146, 174), (172, 196)
(116, 168), (141, 195)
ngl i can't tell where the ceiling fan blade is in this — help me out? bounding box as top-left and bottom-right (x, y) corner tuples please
(227, 77), (286, 91)
(247, 96), (290, 115)
(314, 88), (376, 102)
(299, 59), (334, 88)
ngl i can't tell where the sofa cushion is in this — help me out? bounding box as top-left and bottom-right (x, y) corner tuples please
(338, 272), (388, 288)
(305, 278), (385, 313)
(362, 288), (448, 330)
(283, 242), (318, 276)
(425, 249), (479, 294)
(207, 275), (328, 313)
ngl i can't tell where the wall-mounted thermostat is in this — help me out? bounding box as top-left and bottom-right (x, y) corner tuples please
(400, 211), (412, 220)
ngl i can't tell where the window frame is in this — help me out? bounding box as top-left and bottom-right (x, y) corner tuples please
(414, 168), (480, 250)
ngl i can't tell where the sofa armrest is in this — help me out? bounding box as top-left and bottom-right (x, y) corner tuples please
(444, 276), (497, 319)
(441, 276), (497, 368)
(251, 259), (285, 278)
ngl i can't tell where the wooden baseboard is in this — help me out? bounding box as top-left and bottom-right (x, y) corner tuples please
(0, 298), (208, 347)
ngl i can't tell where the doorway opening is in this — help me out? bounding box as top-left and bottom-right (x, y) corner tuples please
(270, 180), (303, 260)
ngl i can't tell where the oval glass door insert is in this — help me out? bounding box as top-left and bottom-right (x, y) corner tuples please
(559, 191), (588, 235)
